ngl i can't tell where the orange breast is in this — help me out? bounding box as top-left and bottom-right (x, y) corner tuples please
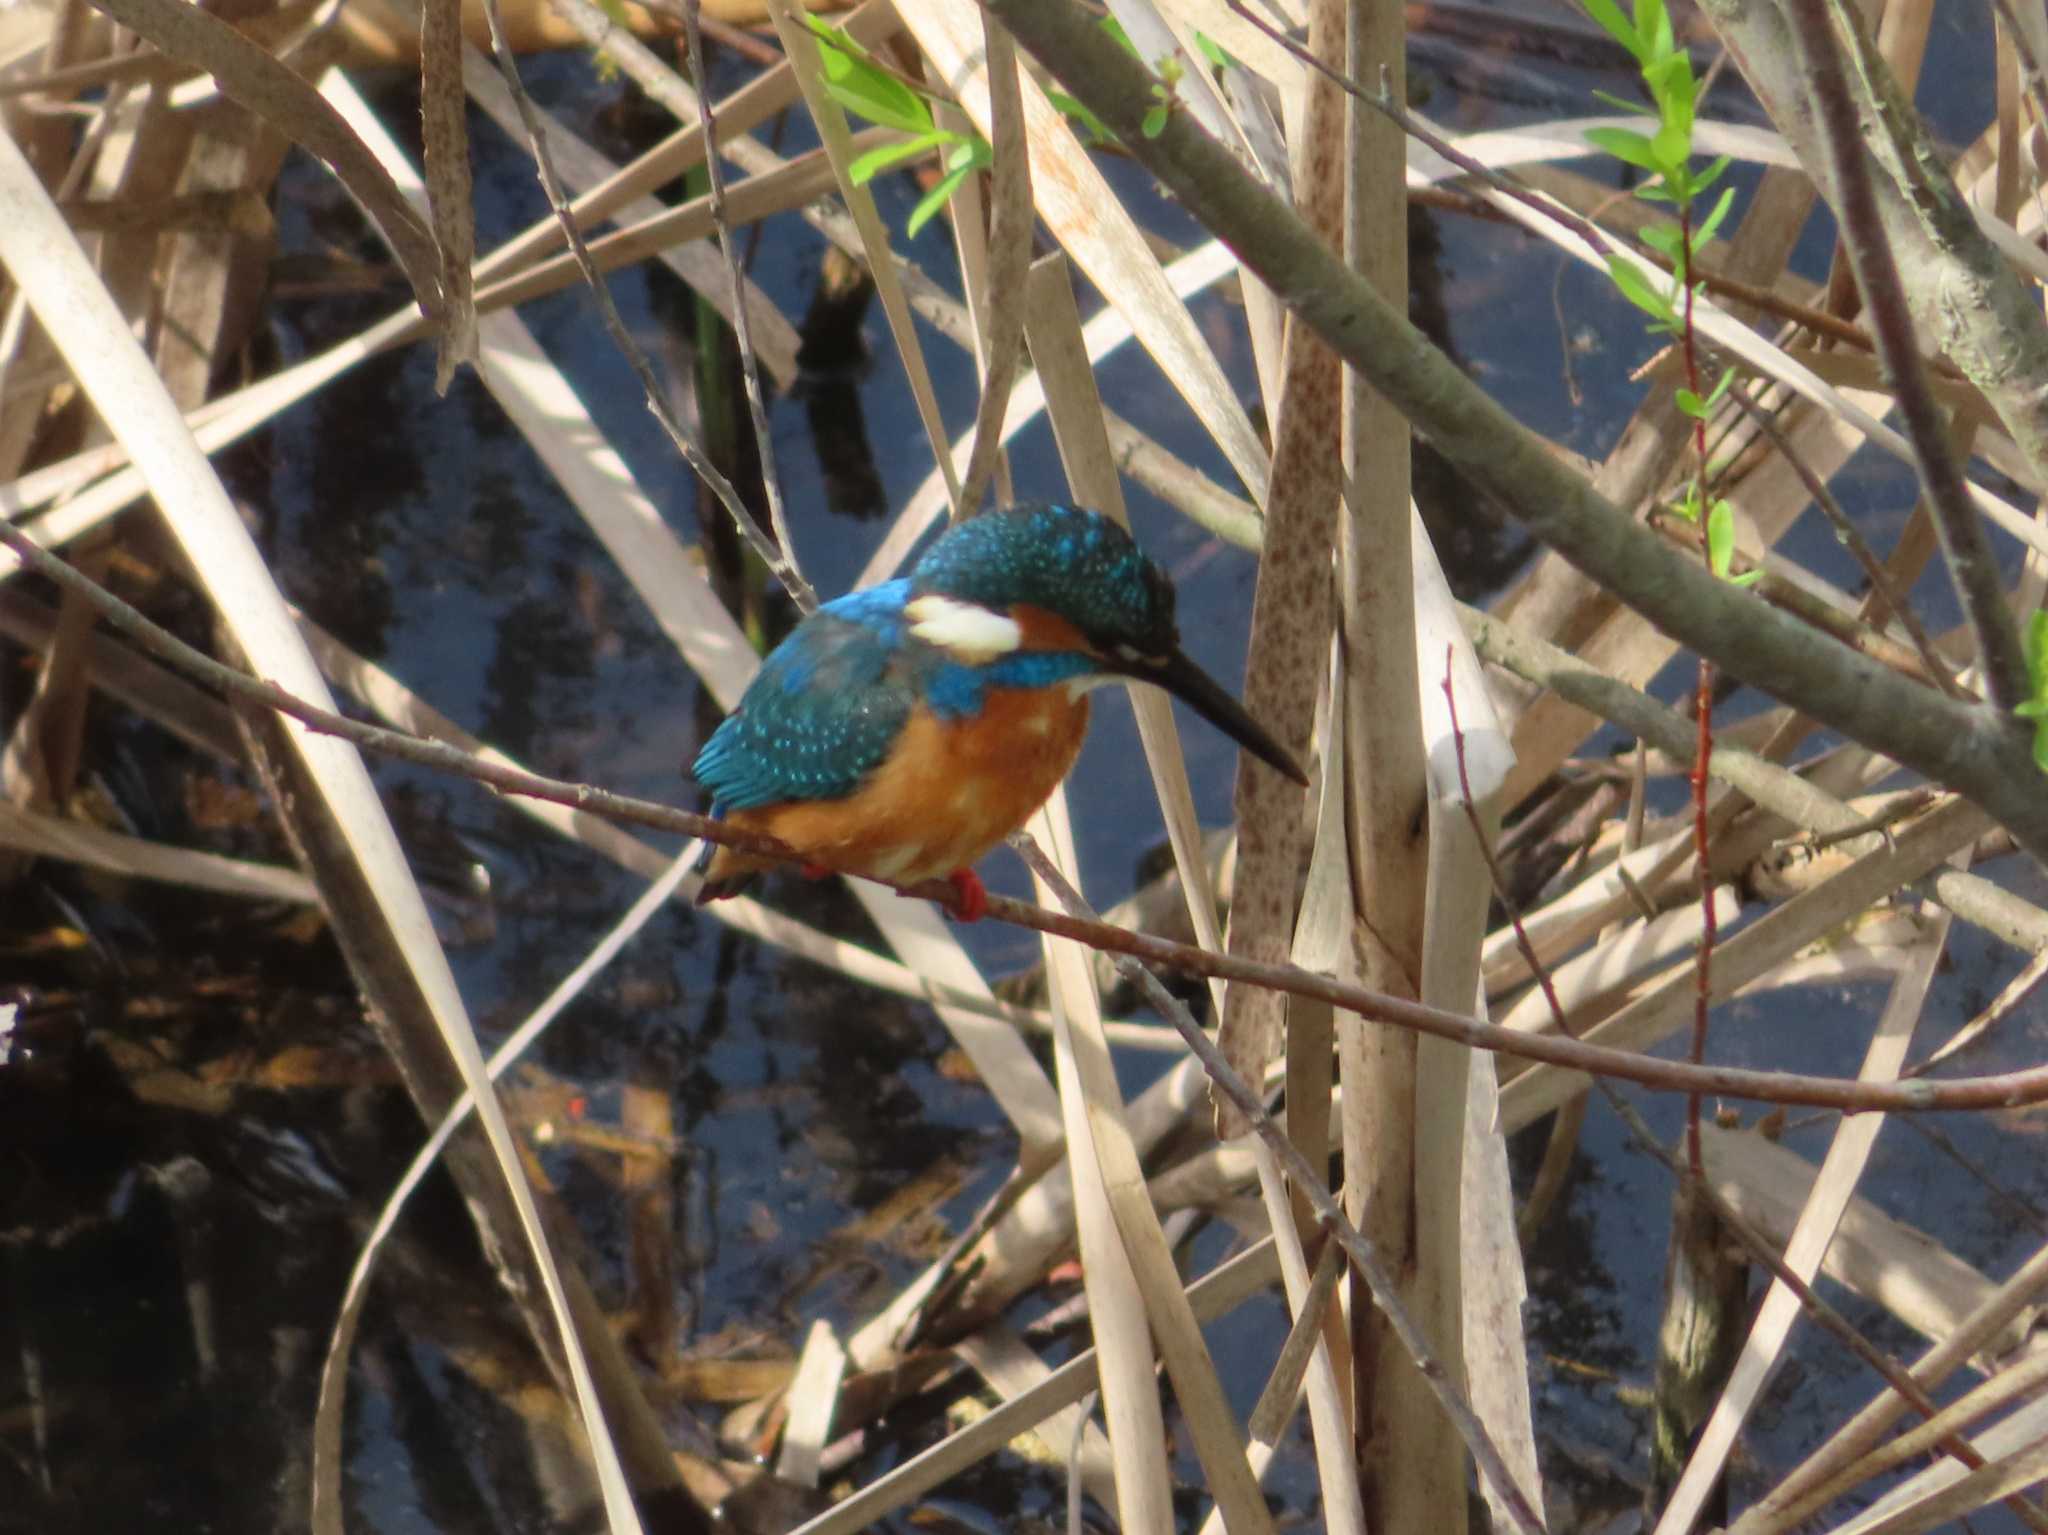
(707, 602), (1105, 890)
(719, 686), (1090, 886)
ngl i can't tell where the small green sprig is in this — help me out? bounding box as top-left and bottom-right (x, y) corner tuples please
(804, 16), (990, 237)
(1142, 54), (1185, 139)
(1580, 0), (1734, 332)
(804, 13), (1205, 234)
(2013, 612), (2048, 769)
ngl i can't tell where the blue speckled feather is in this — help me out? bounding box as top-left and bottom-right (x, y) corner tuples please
(693, 506), (1180, 815)
(692, 582), (920, 811)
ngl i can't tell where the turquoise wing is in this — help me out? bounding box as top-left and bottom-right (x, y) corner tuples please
(691, 583), (919, 811)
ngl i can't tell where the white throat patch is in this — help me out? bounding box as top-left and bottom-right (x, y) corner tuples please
(904, 594), (1023, 663)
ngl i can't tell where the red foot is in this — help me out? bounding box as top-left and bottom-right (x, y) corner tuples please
(945, 869), (988, 923)
(799, 862), (831, 881)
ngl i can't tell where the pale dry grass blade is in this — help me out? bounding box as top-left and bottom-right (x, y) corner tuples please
(1032, 799), (1175, 1535)
(953, 1325), (1115, 1510)
(418, 0), (477, 389)
(311, 851), (697, 1535)
(458, 0), (896, 294)
(1148, 0), (1304, 94)
(949, 13), (1029, 520)
(81, 0), (452, 358)
(1654, 904), (1953, 1535)
(861, 238), (1246, 591)
(1021, 252), (1225, 970)
(1462, 606), (2048, 957)
(0, 127), (639, 1535)
(763, 0), (962, 516)
(0, 591), (240, 761)
(467, 133), (892, 318)
(1703, 1125), (2023, 1357)
(1822, 1433), (2048, 1535)
(1496, 891), (1740, 1035)
(789, 1240), (1283, 1535)
(900, 0), (1269, 500)
(0, 802), (318, 902)
(778, 1320), (847, 1488)
(1234, 655), (1367, 1533)
(445, 22), (801, 386)
(1499, 797), (1991, 1130)
(1736, 1240), (2048, 1535)
(1235, 1099), (1368, 1533)
(1745, 1349), (2048, 1535)
(1027, 796), (1272, 1535)
(1461, 1040), (1545, 1528)
(324, 69), (1064, 1152)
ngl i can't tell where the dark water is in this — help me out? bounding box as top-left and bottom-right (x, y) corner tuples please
(4, 7), (2042, 1533)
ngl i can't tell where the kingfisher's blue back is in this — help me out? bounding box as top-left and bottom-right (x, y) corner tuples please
(690, 502), (1303, 915)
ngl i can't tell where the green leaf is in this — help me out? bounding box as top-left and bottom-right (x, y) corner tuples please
(1704, 366), (1736, 409)
(1647, 54), (1694, 129)
(1193, 30), (1233, 72)
(1584, 126), (1660, 171)
(1692, 154), (1732, 199)
(1706, 499), (1738, 580)
(944, 137), (990, 173)
(1730, 570), (1764, 589)
(2027, 609), (2048, 678)
(803, 16), (933, 135)
(1582, 0), (1647, 61)
(1645, 0), (1676, 59)
(1675, 387), (1707, 418)
(1047, 90), (1111, 144)
(1142, 101), (1170, 138)
(906, 160), (973, 238)
(1651, 119), (1690, 176)
(1639, 222), (1683, 259)
(1695, 183), (1737, 245)
(1592, 88), (1646, 113)
(847, 128), (955, 186)
(1605, 254), (1675, 321)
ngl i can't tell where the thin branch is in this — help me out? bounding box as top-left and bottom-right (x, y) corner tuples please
(677, 0), (802, 593)
(986, 0), (2048, 867)
(1011, 840), (1547, 1535)
(1723, 378), (1969, 700)
(486, 0), (817, 611)
(15, 516), (2048, 1113)
(1787, 0), (2027, 710)
(1440, 654), (2048, 1535)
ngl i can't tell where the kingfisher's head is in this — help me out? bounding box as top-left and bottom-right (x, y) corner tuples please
(904, 503), (1306, 784)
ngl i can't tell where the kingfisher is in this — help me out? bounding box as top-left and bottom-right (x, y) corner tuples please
(690, 502), (1305, 919)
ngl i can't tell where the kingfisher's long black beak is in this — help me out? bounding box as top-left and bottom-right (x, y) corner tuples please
(1109, 648), (1309, 786)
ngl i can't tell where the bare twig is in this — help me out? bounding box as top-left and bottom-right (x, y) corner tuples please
(677, 0), (801, 588)
(1786, 1), (2027, 711)
(1723, 380), (1968, 699)
(480, 0), (816, 611)
(1011, 839), (1548, 1535)
(18, 517), (2048, 1113)
(1439, 654), (2048, 1535)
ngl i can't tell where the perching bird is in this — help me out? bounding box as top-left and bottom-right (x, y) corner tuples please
(690, 501), (1305, 919)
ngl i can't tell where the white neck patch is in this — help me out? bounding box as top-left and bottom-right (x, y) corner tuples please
(905, 594), (1023, 663)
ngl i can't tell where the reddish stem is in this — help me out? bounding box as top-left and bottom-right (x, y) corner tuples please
(1679, 196), (1716, 1179)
